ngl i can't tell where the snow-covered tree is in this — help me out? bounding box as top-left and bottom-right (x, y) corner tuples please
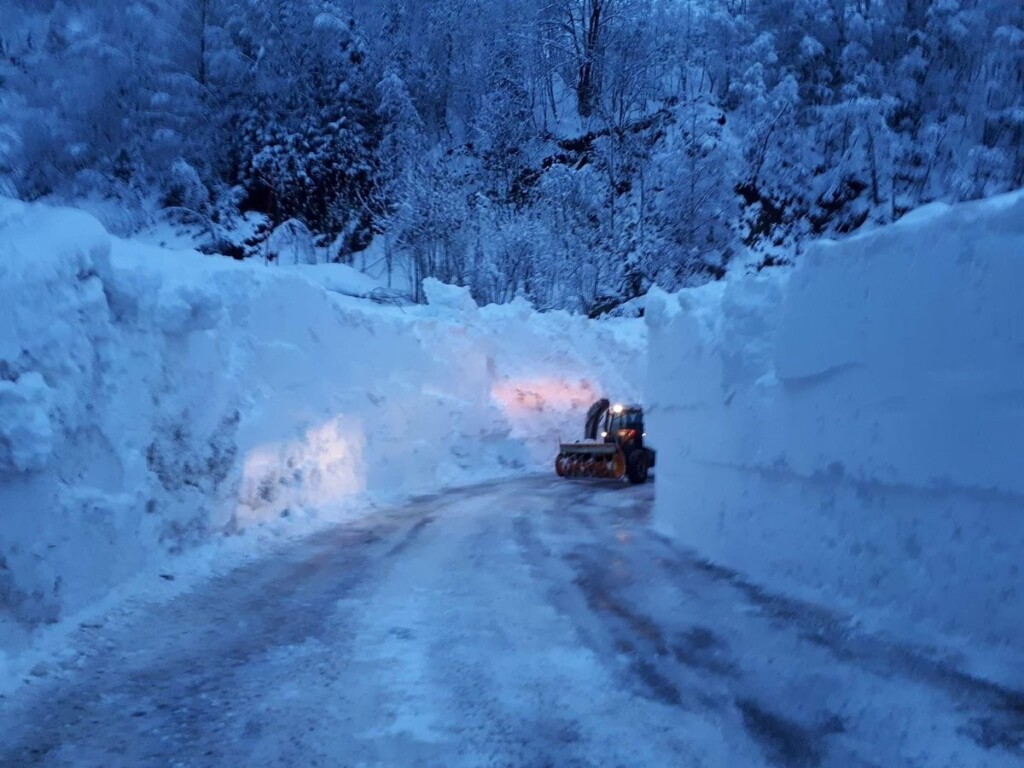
(2, 0), (1021, 306)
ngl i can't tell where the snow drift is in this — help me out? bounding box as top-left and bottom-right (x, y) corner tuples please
(647, 191), (1024, 657)
(0, 198), (643, 656)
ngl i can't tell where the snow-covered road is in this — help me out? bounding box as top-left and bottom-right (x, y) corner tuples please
(1, 477), (1021, 767)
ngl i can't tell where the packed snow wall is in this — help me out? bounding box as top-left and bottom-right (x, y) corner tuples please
(0, 198), (643, 651)
(647, 191), (1024, 652)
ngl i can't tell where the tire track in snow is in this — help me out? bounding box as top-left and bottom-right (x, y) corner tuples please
(1, 476), (1021, 767)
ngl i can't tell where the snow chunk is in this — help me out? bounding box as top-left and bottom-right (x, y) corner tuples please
(154, 282), (224, 334)
(299, 262), (385, 299)
(422, 278), (477, 312)
(0, 372), (54, 473)
(642, 286), (681, 326)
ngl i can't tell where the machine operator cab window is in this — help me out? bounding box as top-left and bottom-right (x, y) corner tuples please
(603, 404), (644, 445)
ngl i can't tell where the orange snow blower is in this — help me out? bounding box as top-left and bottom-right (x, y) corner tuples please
(555, 399), (655, 484)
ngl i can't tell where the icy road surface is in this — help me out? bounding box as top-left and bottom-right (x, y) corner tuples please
(1, 477), (1022, 767)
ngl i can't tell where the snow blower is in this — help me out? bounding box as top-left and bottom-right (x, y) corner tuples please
(555, 398), (655, 484)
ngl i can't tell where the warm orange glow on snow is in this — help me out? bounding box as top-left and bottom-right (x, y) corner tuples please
(235, 417), (366, 526)
(490, 377), (598, 414)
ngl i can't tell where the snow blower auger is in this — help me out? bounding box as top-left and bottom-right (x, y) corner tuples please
(555, 399), (656, 484)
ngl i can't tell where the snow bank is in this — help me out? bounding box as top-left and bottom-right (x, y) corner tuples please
(647, 190), (1024, 658)
(0, 198), (643, 658)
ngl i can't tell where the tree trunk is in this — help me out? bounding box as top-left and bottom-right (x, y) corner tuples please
(576, 1), (604, 118)
(197, 0), (209, 90)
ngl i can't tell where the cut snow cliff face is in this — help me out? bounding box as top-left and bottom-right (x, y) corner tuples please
(0, 198), (644, 656)
(647, 191), (1024, 660)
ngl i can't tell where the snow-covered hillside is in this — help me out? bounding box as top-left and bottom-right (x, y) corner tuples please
(5, 2), (1021, 311)
(647, 191), (1024, 669)
(0, 198), (644, 660)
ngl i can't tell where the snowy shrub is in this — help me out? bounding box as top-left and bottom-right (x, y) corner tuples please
(265, 219), (317, 266)
(0, 124), (18, 198)
(64, 172), (155, 238)
(162, 160), (210, 213)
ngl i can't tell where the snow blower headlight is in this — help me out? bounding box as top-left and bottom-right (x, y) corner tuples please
(611, 404), (624, 414)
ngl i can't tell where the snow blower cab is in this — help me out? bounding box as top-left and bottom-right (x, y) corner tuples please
(555, 399), (655, 484)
